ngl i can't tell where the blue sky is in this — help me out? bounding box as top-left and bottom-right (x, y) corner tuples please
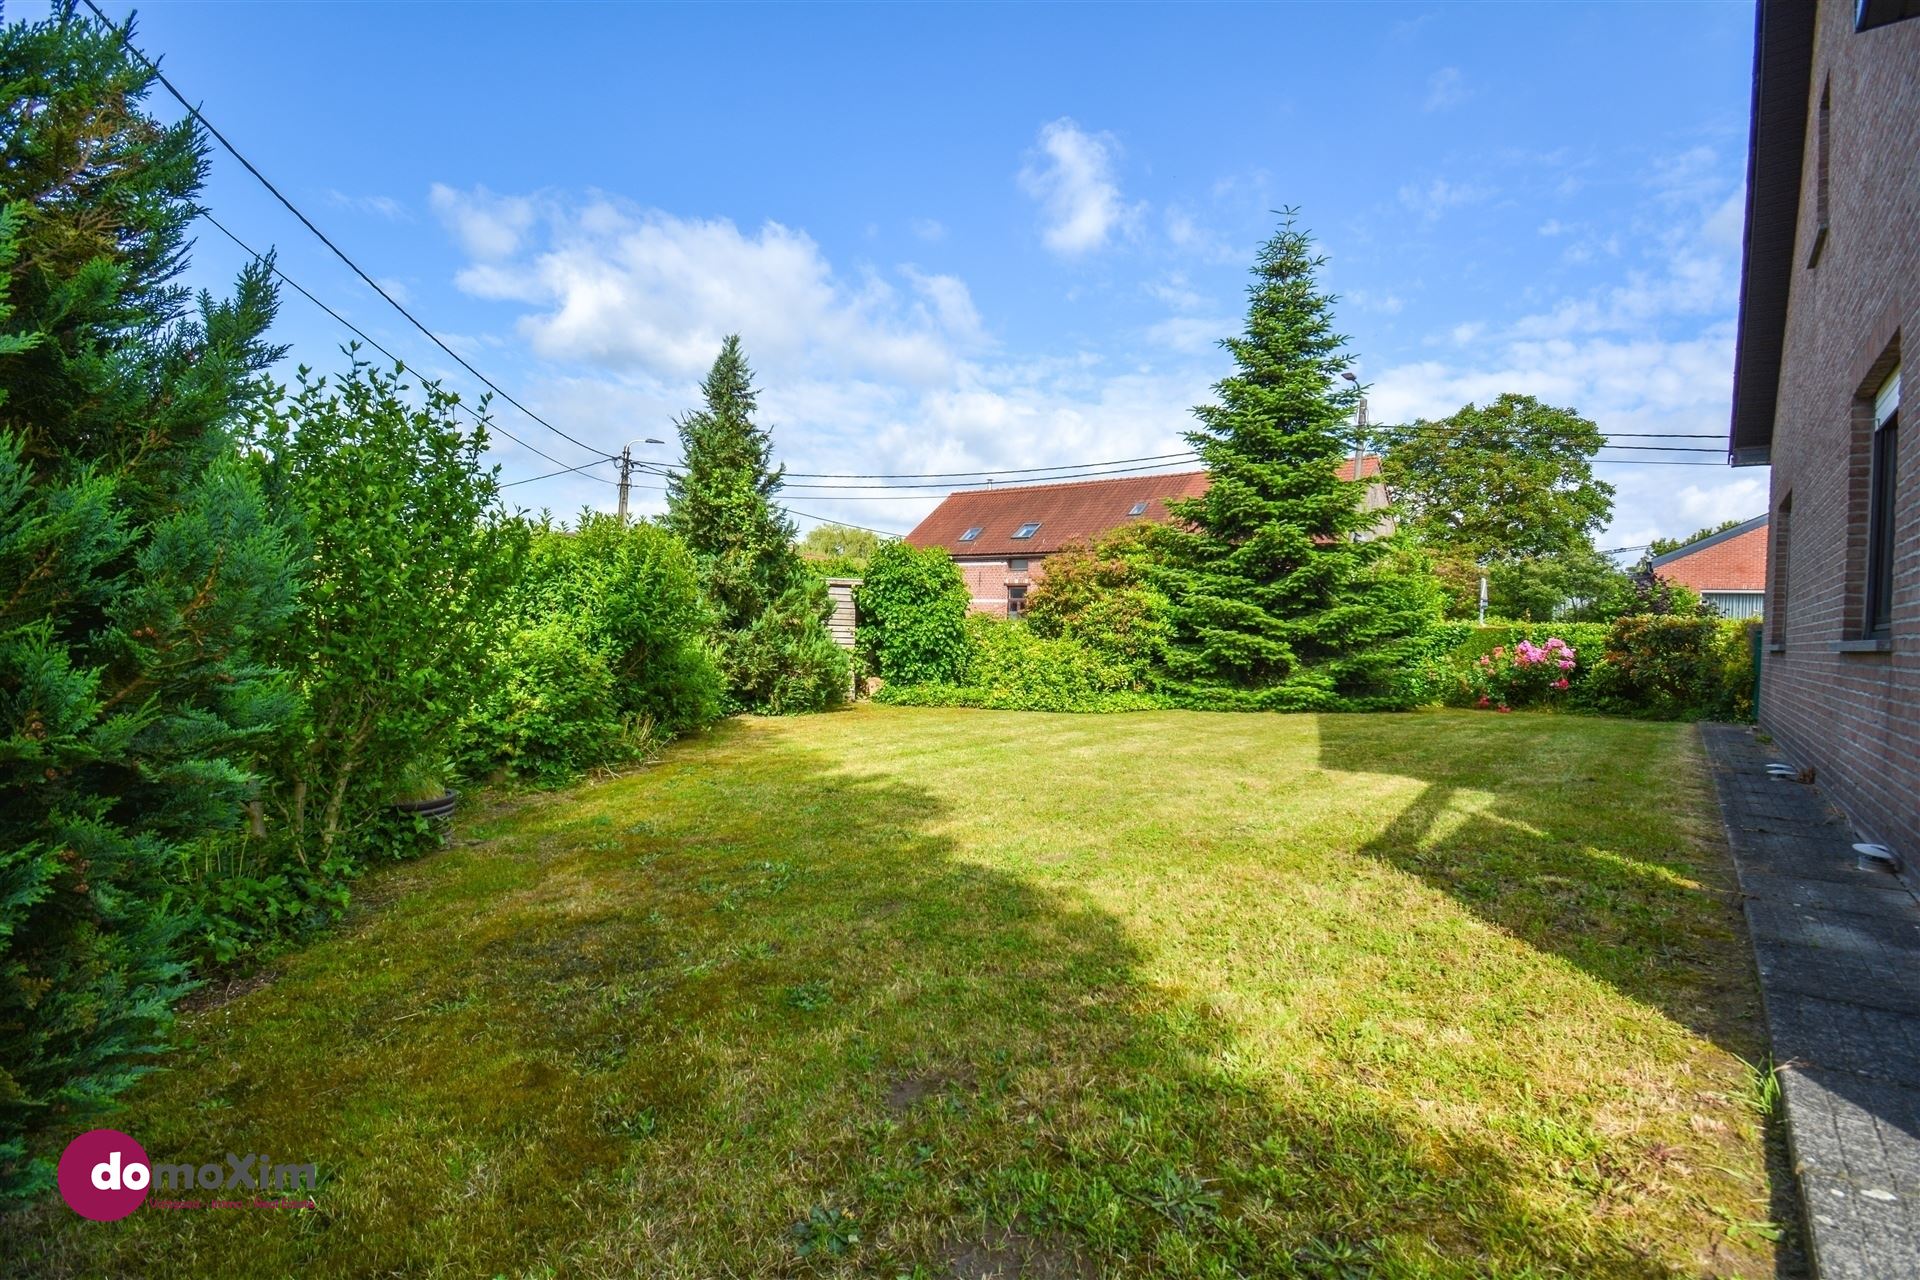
(42, 1), (1765, 547)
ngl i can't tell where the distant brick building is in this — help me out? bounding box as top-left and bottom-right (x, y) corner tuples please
(1647, 515), (1769, 619)
(1728, 2), (1917, 862)
(904, 459), (1386, 617)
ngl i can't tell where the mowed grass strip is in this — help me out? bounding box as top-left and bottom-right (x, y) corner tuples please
(17, 707), (1793, 1278)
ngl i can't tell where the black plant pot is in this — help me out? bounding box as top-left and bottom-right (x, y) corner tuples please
(392, 789), (458, 822)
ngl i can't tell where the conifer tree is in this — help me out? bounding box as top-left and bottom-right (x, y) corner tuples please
(0, 8), (296, 1198)
(665, 336), (846, 712)
(1157, 214), (1441, 709)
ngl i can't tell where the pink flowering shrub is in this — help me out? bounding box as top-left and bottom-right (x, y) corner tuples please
(1464, 635), (1577, 711)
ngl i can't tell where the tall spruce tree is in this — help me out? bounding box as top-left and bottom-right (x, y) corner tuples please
(0, 8), (296, 1199)
(1158, 214), (1441, 709)
(665, 336), (847, 713)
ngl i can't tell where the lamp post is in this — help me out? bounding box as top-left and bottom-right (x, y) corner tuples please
(617, 437), (666, 522)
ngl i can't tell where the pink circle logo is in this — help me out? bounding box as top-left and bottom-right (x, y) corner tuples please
(57, 1129), (150, 1221)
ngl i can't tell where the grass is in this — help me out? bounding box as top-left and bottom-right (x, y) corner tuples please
(15, 706), (1797, 1278)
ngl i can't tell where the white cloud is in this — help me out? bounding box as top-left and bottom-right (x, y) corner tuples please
(1018, 118), (1141, 257)
(910, 218), (947, 242)
(438, 192), (984, 384)
(372, 276), (411, 305)
(429, 185), (1218, 531)
(328, 190), (410, 221)
(1397, 178), (1492, 222)
(1513, 187), (1743, 337)
(430, 183), (539, 259)
(1424, 67), (1469, 112)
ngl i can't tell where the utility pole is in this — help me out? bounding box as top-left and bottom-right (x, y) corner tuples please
(616, 437), (665, 522)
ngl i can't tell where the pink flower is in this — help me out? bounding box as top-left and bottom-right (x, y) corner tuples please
(1552, 677), (1570, 690)
(1557, 658), (1574, 671)
(1496, 704), (1512, 714)
(1476, 695), (1491, 708)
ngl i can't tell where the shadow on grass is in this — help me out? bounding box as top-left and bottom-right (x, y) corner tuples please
(1315, 712), (1768, 1063)
(11, 715), (1741, 1277)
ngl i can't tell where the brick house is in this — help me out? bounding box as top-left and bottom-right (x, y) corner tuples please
(1647, 515), (1769, 619)
(1728, 1), (1917, 861)
(904, 458), (1385, 617)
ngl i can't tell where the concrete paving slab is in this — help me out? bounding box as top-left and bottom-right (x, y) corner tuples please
(1701, 723), (1920, 1280)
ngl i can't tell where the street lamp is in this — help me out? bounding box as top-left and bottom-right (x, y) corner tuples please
(617, 437), (667, 521)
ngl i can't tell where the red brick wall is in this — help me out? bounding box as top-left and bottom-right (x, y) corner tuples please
(1653, 523), (1769, 592)
(955, 555), (1046, 617)
(1758, 3), (1919, 864)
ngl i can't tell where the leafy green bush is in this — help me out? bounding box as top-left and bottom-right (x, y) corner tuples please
(514, 513), (721, 735)
(461, 621), (624, 785)
(1024, 526), (1172, 685)
(1584, 615), (1755, 720)
(457, 514), (719, 782)
(856, 540), (971, 685)
(249, 356), (526, 864)
(1442, 618), (1753, 719)
(875, 615), (1167, 713)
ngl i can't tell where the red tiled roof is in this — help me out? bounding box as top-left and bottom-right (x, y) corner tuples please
(1648, 514), (1769, 592)
(904, 456), (1382, 557)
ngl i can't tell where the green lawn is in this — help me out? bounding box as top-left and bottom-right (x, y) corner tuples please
(20, 707), (1794, 1278)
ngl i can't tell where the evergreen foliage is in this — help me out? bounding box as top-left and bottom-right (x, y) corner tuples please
(0, 8), (297, 1200)
(1155, 215), (1441, 709)
(665, 337), (846, 713)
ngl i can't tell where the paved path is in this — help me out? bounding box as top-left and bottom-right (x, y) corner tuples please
(1701, 724), (1920, 1280)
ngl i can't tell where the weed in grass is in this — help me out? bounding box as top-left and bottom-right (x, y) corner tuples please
(1736, 1054), (1783, 1118)
(790, 1204), (860, 1257)
(1138, 1168), (1220, 1226)
(786, 979), (832, 1011)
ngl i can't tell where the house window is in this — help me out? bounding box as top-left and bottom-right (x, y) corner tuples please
(1128, 501), (1148, 516)
(958, 526), (983, 543)
(1008, 558), (1028, 572)
(1011, 522), (1041, 540)
(1006, 584), (1028, 618)
(1865, 364), (1900, 637)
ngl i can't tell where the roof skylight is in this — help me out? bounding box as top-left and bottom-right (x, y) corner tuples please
(959, 526), (983, 542)
(1012, 522), (1041, 539)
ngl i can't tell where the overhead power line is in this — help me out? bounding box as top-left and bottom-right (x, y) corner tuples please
(84, 0), (616, 464)
(200, 211), (618, 487)
(783, 450), (1201, 480)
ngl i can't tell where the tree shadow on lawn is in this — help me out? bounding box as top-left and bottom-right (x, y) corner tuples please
(1316, 710), (1804, 1278)
(1313, 712), (1768, 1064)
(15, 716), (1756, 1278)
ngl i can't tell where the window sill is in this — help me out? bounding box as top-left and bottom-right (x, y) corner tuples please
(1767, 644), (1786, 654)
(1832, 638), (1893, 654)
